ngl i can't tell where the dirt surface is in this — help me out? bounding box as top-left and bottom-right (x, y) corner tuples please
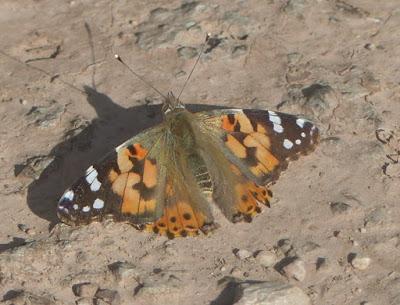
(1, 0), (400, 304)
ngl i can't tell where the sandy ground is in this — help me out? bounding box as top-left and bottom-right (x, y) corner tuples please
(1, 0), (400, 304)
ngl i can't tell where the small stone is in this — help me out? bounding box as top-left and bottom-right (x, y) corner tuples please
(364, 207), (385, 226)
(359, 228), (367, 233)
(233, 281), (311, 305)
(299, 241), (320, 254)
(230, 267), (244, 278)
(95, 289), (120, 305)
(75, 297), (95, 305)
(282, 259), (307, 281)
(234, 249), (253, 260)
(108, 261), (140, 282)
(184, 21), (197, 29)
(72, 283), (99, 298)
(2, 290), (57, 305)
(25, 100), (65, 128)
(287, 52), (303, 65)
(277, 239), (294, 256)
(316, 257), (328, 271)
(329, 202), (351, 214)
(136, 279), (180, 296)
(232, 45), (248, 57)
(95, 299), (110, 305)
(177, 46), (198, 59)
(364, 43), (376, 50)
(333, 230), (341, 237)
(17, 223), (29, 233)
(14, 155), (55, 180)
(255, 250), (278, 268)
(351, 255), (371, 270)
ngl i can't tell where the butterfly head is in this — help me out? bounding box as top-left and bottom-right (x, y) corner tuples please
(162, 92), (185, 115)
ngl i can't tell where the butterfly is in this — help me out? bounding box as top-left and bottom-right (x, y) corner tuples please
(57, 92), (319, 238)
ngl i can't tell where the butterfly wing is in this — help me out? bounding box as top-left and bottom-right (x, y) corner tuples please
(57, 123), (214, 237)
(57, 126), (166, 226)
(193, 108), (319, 221)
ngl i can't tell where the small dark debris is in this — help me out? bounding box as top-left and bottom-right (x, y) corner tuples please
(329, 202), (351, 215)
(205, 36), (224, 53)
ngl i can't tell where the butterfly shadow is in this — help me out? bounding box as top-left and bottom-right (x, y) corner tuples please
(26, 85), (227, 230)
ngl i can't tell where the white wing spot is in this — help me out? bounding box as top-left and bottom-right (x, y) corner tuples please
(62, 190), (74, 201)
(86, 165), (94, 175)
(269, 114), (281, 125)
(82, 206), (90, 212)
(296, 118), (306, 128)
(283, 139), (294, 149)
(268, 111), (277, 116)
(301, 132), (306, 138)
(90, 178), (101, 192)
(86, 168), (98, 184)
(93, 198), (105, 209)
(73, 204), (79, 210)
(273, 124), (284, 133)
(295, 139), (301, 145)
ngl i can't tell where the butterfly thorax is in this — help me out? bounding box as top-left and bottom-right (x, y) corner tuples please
(165, 108), (197, 149)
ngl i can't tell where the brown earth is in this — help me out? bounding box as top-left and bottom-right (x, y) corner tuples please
(1, 0), (400, 304)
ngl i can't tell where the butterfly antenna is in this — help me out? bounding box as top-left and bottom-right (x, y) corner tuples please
(114, 54), (167, 99)
(177, 33), (210, 100)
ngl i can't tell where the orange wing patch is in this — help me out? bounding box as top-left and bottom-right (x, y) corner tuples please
(234, 181), (272, 221)
(220, 113), (281, 180)
(111, 143), (159, 218)
(221, 113), (254, 133)
(144, 179), (208, 238)
(148, 203), (207, 238)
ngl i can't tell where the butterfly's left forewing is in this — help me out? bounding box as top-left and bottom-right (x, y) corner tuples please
(57, 126), (166, 226)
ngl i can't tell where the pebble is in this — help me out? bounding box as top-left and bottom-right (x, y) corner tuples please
(277, 239), (294, 256)
(136, 280), (179, 296)
(72, 283), (99, 298)
(255, 250), (278, 268)
(14, 155), (55, 180)
(282, 259), (307, 281)
(329, 202), (351, 214)
(75, 297), (94, 305)
(351, 255), (372, 270)
(234, 281), (311, 305)
(95, 289), (120, 305)
(234, 249), (253, 260)
(232, 45), (248, 57)
(316, 257), (328, 271)
(364, 207), (385, 226)
(177, 46), (198, 59)
(230, 267), (244, 278)
(108, 261), (140, 282)
(25, 101), (65, 128)
(1, 290), (56, 305)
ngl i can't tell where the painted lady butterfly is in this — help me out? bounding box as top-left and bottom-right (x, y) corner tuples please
(57, 92), (319, 237)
